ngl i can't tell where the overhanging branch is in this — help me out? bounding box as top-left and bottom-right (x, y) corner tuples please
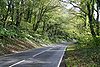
(69, 2), (88, 15)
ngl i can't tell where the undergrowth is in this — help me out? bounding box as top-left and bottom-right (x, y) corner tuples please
(65, 44), (100, 67)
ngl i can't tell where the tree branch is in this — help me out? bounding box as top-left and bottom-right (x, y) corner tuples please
(70, 2), (88, 15)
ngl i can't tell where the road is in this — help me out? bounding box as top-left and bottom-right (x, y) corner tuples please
(0, 44), (67, 67)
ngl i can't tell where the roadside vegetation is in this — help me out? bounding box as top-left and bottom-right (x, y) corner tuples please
(62, 0), (100, 66)
(0, 0), (68, 55)
(66, 44), (100, 67)
(0, 0), (100, 66)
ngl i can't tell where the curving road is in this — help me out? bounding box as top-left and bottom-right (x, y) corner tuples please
(0, 44), (67, 67)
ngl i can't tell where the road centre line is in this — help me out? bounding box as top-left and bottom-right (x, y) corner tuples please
(9, 47), (54, 67)
(9, 60), (25, 67)
(32, 48), (53, 57)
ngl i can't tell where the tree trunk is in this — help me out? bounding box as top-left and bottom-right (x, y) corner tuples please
(96, 1), (99, 36)
(3, 1), (11, 27)
(16, 8), (20, 27)
(87, 1), (96, 37)
(33, 20), (40, 31)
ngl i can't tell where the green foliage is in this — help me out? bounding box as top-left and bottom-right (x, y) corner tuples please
(0, 0), (99, 62)
(0, 27), (16, 37)
(0, 0), (68, 44)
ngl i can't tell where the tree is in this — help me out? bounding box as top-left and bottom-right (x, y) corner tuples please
(32, 0), (60, 31)
(96, 0), (100, 36)
(61, 0), (100, 37)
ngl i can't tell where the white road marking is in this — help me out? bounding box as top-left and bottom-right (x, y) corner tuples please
(9, 60), (25, 67)
(32, 48), (53, 57)
(57, 46), (67, 67)
(9, 47), (53, 67)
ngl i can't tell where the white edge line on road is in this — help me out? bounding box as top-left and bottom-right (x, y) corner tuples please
(57, 46), (67, 67)
(9, 47), (53, 67)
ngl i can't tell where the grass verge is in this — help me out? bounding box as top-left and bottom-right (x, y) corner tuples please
(65, 44), (100, 67)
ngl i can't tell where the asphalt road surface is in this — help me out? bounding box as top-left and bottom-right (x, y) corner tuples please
(0, 44), (67, 67)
